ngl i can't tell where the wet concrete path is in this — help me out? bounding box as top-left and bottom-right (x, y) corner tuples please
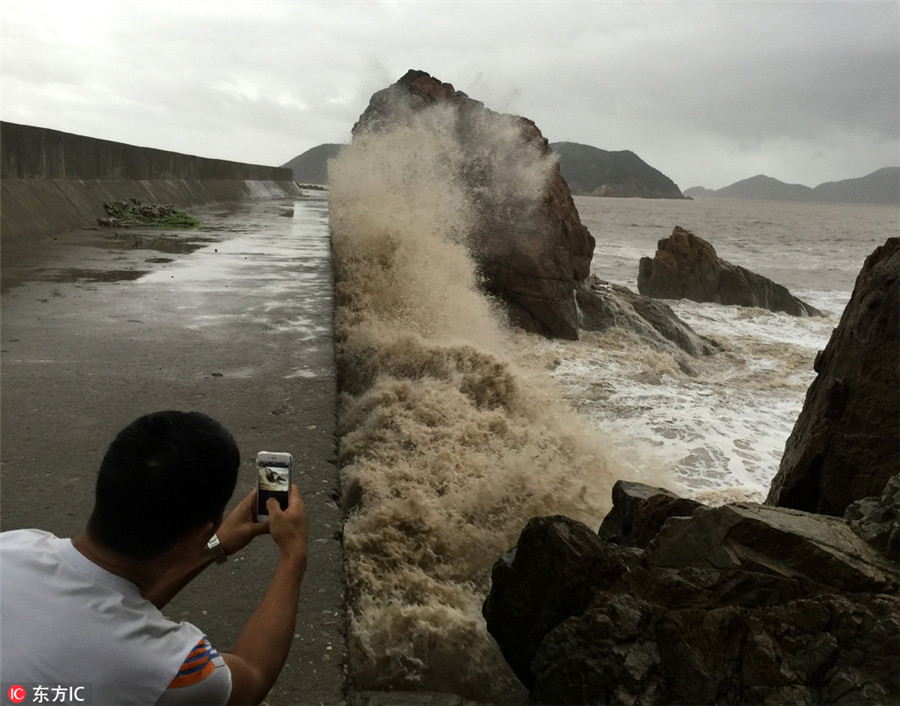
(0, 194), (347, 704)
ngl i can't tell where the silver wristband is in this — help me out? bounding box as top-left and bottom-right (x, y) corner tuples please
(207, 533), (227, 564)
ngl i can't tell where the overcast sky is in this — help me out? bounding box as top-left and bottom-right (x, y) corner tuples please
(1, 1), (897, 189)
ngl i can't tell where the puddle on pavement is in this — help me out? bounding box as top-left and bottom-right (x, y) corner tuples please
(2, 227), (220, 292)
(102, 230), (215, 254)
(33, 268), (150, 284)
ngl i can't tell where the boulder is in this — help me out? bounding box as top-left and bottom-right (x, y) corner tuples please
(351, 69), (595, 339)
(844, 474), (900, 560)
(576, 276), (721, 368)
(481, 515), (627, 691)
(597, 480), (704, 548)
(637, 226), (822, 316)
(767, 237), (900, 515)
(483, 482), (900, 704)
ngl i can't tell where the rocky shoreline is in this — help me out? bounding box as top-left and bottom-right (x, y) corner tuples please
(484, 477), (898, 705)
(484, 238), (899, 704)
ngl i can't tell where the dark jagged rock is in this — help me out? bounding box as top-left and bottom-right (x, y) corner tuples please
(845, 475), (900, 560)
(637, 226), (822, 316)
(647, 502), (897, 593)
(481, 515), (627, 690)
(351, 69), (594, 340)
(598, 480), (703, 548)
(483, 483), (900, 705)
(347, 71), (720, 356)
(576, 276), (721, 368)
(767, 237), (900, 516)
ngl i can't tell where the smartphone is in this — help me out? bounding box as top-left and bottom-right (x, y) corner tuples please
(256, 451), (292, 522)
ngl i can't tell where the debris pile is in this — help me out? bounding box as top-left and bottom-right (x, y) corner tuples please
(97, 199), (200, 228)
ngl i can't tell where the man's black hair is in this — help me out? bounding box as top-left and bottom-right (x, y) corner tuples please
(87, 411), (240, 559)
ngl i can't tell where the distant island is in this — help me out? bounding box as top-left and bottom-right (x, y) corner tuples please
(549, 142), (685, 199)
(281, 143), (344, 185)
(282, 140), (685, 199)
(685, 167), (899, 204)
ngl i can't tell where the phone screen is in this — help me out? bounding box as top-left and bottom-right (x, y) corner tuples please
(256, 453), (291, 520)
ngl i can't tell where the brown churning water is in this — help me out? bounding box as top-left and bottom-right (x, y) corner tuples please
(328, 105), (624, 700)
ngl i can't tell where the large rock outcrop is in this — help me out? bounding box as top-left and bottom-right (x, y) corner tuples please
(767, 237), (900, 516)
(351, 69), (595, 339)
(483, 481), (900, 705)
(348, 70), (721, 357)
(638, 226), (822, 316)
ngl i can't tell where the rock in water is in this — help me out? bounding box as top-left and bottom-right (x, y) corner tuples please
(483, 481), (900, 705)
(637, 226), (822, 316)
(575, 275), (721, 366)
(351, 69), (595, 339)
(767, 237), (900, 516)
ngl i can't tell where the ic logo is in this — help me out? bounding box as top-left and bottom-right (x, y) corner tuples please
(7, 685), (27, 704)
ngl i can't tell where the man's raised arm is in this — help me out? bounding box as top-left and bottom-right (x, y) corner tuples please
(222, 485), (309, 706)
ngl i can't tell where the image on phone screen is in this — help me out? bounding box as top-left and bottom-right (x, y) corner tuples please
(256, 457), (290, 519)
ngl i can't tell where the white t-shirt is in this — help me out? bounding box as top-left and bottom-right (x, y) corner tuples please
(0, 529), (231, 705)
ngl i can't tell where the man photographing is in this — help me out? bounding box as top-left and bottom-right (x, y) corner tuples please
(0, 410), (308, 705)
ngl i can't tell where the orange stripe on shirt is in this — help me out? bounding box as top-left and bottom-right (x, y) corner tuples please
(168, 658), (216, 688)
(168, 638), (219, 689)
(184, 643), (207, 661)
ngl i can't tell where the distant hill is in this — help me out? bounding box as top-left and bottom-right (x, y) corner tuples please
(715, 175), (815, 201)
(813, 168), (900, 204)
(550, 142), (685, 199)
(282, 141), (683, 198)
(281, 143), (344, 184)
(684, 167), (899, 204)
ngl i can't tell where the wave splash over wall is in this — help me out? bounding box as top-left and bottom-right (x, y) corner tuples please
(329, 104), (626, 700)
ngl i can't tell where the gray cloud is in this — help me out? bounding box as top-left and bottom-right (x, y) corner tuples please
(1, 0), (897, 189)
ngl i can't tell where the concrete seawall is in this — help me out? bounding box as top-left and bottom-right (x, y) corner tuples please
(1, 121), (303, 242)
(1, 127), (348, 703)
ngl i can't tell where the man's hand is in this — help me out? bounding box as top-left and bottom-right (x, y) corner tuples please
(223, 485), (309, 705)
(217, 489), (270, 556)
(265, 485), (308, 570)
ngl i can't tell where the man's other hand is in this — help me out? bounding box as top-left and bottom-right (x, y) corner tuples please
(265, 485), (308, 570)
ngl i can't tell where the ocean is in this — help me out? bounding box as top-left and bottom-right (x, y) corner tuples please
(326, 121), (898, 701)
(550, 195), (896, 501)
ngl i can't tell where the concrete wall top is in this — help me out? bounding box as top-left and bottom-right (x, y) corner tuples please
(1, 121), (293, 182)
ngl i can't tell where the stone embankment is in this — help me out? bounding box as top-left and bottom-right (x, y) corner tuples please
(1, 121), (302, 244)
